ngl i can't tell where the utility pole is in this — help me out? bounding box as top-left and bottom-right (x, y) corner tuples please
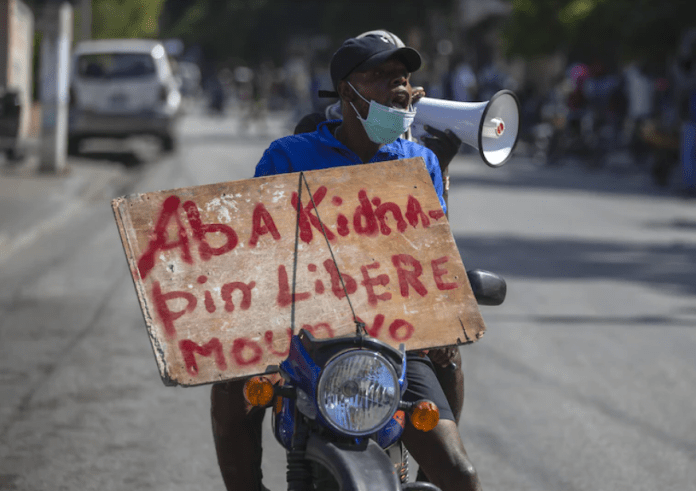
(38, 1), (72, 173)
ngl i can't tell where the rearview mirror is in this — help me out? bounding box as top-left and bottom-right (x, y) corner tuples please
(467, 269), (506, 306)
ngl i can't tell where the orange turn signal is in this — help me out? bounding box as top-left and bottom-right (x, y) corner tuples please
(243, 376), (275, 407)
(410, 400), (440, 432)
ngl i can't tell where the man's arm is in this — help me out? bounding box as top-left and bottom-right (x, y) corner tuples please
(254, 142), (294, 177)
(420, 148), (448, 215)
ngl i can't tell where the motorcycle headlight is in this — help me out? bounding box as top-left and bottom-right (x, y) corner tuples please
(316, 350), (400, 436)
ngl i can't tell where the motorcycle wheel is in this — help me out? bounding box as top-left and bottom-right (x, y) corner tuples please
(311, 461), (340, 491)
(308, 444), (408, 490)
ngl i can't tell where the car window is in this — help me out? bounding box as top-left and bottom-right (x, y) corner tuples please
(77, 53), (156, 79)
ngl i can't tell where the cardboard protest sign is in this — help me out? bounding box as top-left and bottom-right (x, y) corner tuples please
(112, 157), (486, 387)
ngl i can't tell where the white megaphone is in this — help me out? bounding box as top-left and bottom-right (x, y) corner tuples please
(411, 90), (520, 167)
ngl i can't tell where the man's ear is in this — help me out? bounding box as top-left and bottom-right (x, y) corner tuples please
(337, 79), (356, 103)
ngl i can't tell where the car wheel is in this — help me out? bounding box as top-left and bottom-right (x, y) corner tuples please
(68, 137), (81, 155)
(161, 134), (176, 153)
(6, 147), (24, 161)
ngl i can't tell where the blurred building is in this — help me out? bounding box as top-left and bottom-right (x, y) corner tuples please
(0, 0), (35, 142)
(458, 0), (511, 29)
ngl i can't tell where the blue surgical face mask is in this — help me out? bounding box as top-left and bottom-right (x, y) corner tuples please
(347, 81), (417, 144)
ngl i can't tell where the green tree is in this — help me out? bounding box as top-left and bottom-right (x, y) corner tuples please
(91, 0), (167, 39)
(159, 0), (457, 65)
(503, 0), (696, 65)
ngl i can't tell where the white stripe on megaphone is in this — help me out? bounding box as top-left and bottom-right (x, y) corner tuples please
(411, 90), (520, 167)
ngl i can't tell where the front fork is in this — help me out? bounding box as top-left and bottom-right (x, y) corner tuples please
(286, 404), (402, 491)
(286, 410), (313, 491)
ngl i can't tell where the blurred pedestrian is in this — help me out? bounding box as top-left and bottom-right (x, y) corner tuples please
(203, 66), (225, 115)
(674, 28), (696, 195)
(451, 54), (478, 103)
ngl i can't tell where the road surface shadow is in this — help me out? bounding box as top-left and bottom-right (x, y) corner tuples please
(455, 234), (696, 297)
(644, 218), (696, 231)
(485, 313), (695, 327)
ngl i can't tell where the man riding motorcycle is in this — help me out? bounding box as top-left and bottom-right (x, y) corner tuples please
(293, 28), (472, 487)
(211, 33), (481, 491)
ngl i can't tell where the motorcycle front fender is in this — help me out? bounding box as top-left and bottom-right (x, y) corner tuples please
(304, 433), (401, 491)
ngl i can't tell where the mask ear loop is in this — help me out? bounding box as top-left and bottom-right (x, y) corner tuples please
(346, 81), (371, 122)
(347, 81), (370, 104)
(348, 101), (366, 122)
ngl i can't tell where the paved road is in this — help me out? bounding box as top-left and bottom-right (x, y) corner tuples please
(0, 110), (694, 491)
(446, 155), (696, 490)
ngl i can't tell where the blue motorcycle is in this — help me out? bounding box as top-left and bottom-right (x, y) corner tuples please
(244, 269), (505, 491)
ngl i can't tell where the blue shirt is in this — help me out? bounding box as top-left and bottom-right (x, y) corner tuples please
(253, 120), (447, 214)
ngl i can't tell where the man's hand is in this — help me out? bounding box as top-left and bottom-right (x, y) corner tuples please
(427, 346), (460, 368)
(421, 125), (462, 173)
(412, 86), (426, 105)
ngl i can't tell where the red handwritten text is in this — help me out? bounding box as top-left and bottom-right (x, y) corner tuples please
(178, 316), (414, 376)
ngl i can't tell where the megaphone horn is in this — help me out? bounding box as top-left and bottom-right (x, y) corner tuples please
(412, 90), (520, 167)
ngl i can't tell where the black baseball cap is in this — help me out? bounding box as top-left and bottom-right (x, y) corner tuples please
(329, 34), (422, 91)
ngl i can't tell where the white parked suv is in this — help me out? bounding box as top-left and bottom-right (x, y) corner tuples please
(68, 39), (182, 154)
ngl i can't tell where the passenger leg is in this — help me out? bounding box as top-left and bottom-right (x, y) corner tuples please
(416, 348), (466, 483)
(210, 379), (266, 491)
(404, 353), (480, 491)
(402, 419), (481, 491)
